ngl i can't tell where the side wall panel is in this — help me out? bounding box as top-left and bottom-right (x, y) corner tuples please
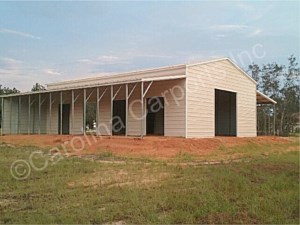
(19, 96), (29, 134)
(99, 89), (112, 135)
(127, 79), (186, 137)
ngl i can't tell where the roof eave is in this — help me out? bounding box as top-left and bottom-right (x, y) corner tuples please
(256, 90), (277, 104)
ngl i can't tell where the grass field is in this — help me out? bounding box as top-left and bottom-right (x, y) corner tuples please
(0, 138), (299, 224)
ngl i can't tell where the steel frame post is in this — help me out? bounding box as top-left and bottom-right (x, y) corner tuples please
(140, 81), (152, 138)
(110, 85), (113, 136)
(38, 94), (41, 135)
(71, 90), (74, 135)
(60, 91), (63, 135)
(10, 97), (12, 134)
(141, 82), (144, 138)
(83, 89), (86, 135)
(18, 96), (21, 134)
(1, 98), (3, 136)
(49, 93), (52, 134)
(125, 84), (128, 136)
(28, 95), (31, 135)
(96, 87), (99, 136)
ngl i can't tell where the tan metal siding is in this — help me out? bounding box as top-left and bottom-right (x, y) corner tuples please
(19, 96), (29, 134)
(39, 94), (48, 134)
(187, 59), (256, 138)
(49, 92), (59, 134)
(99, 88), (112, 135)
(128, 84), (142, 136)
(128, 79), (186, 137)
(10, 97), (18, 134)
(70, 92), (84, 135)
(2, 98), (14, 134)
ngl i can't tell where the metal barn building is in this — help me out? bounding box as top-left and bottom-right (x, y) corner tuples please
(0, 58), (276, 138)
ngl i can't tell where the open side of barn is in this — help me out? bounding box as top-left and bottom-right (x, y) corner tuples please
(1, 65), (187, 137)
(0, 57), (276, 138)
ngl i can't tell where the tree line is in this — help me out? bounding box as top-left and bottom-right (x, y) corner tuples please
(248, 55), (300, 135)
(0, 56), (299, 135)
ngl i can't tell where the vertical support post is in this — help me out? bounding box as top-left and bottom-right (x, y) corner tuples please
(273, 104), (276, 136)
(141, 81), (144, 138)
(125, 84), (128, 136)
(1, 97), (3, 136)
(71, 90), (74, 135)
(71, 90), (75, 134)
(83, 89), (86, 135)
(38, 93), (41, 135)
(96, 87), (99, 136)
(49, 92), (52, 134)
(18, 96), (21, 134)
(110, 85), (113, 136)
(60, 91), (63, 135)
(10, 97), (12, 134)
(28, 95), (31, 135)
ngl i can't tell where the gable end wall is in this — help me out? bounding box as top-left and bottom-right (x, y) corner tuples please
(186, 59), (257, 138)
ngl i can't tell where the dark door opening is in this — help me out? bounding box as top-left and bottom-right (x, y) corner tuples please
(146, 97), (164, 135)
(112, 100), (126, 135)
(215, 89), (236, 136)
(58, 104), (70, 135)
(86, 102), (96, 132)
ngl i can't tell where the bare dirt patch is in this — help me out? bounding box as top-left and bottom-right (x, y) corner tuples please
(0, 135), (291, 159)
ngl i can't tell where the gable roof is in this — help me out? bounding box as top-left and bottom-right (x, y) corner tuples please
(46, 57), (256, 90)
(0, 57), (259, 98)
(186, 57), (257, 85)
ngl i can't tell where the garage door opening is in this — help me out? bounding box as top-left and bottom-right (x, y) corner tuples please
(215, 89), (237, 136)
(112, 100), (126, 135)
(146, 97), (164, 135)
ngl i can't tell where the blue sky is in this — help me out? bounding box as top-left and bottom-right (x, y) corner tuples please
(0, 1), (299, 91)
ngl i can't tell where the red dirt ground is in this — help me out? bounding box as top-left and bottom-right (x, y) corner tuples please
(0, 135), (290, 159)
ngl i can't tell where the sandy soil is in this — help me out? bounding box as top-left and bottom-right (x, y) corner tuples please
(0, 134), (290, 159)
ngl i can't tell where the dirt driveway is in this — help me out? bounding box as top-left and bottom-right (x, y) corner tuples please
(0, 135), (290, 159)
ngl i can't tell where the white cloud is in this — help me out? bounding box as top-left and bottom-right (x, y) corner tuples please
(208, 24), (263, 38)
(98, 55), (119, 61)
(0, 57), (23, 75)
(77, 55), (129, 65)
(0, 57), (62, 91)
(43, 69), (61, 76)
(135, 53), (174, 59)
(0, 28), (41, 40)
(77, 59), (94, 64)
(0, 57), (23, 65)
(247, 29), (263, 37)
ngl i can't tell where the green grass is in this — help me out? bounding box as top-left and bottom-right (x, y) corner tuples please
(204, 138), (300, 161)
(0, 141), (299, 224)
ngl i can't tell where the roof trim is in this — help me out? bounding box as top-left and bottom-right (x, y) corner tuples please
(256, 90), (277, 104)
(46, 64), (186, 87)
(186, 57), (230, 67)
(142, 75), (186, 82)
(187, 57), (257, 85)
